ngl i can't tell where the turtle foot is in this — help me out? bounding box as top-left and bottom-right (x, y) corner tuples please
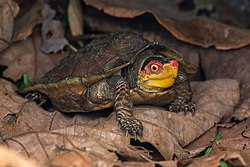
(117, 112), (143, 138)
(169, 100), (196, 115)
(25, 92), (49, 106)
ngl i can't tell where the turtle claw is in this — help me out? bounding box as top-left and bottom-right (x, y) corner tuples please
(117, 115), (143, 138)
(24, 92), (49, 107)
(185, 101), (196, 115)
(169, 101), (196, 115)
(25, 92), (39, 101)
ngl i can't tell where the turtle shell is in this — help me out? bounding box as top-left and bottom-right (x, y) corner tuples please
(39, 32), (150, 84)
(38, 32), (195, 85)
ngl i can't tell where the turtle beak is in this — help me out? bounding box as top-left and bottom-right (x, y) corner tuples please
(154, 60), (178, 88)
(162, 59), (178, 79)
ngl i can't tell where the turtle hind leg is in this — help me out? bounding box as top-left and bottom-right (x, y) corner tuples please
(169, 71), (196, 115)
(115, 78), (143, 137)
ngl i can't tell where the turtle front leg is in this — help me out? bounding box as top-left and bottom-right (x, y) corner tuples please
(115, 79), (143, 137)
(169, 71), (196, 115)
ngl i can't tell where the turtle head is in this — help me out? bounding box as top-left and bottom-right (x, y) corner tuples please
(138, 57), (178, 91)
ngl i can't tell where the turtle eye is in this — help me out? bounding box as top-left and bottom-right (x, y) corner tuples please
(145, 61), (162, 74)
(151, 64), (159, 72)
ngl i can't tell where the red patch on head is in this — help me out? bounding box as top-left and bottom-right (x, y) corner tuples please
(170, 60), (178, 68)
(145, 61), (163, 74)
(140, 70), (145, 75)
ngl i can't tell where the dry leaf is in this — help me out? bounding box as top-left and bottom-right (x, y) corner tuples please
(51, 143), (118, 167)
(0, 79), (53, 139)
(119, 162), (155, 167)
(199, 47), (250, 120)
(185, 126), (217, 154)
(41, 4), (69, 53)
(0, 1), (42, 52)
(186, 151), (246, 167)
(6, 132), (119, 167)
(0, 145), (40, 167)
(12, 2), (43, 42)
(116, 160), (179, 167)
(0, 33), (68, 81)
(82, 0), (250, 50)
(0, 0), (19, 52)
(213, 119), (250, 152)
(51, 151), (93, 167)
(120, 161), (177, 167)
(208, 0), (250, 28)
(186, 119), (250, 156)
(68, 0), (84, 36)
(234, 99), (250, 121)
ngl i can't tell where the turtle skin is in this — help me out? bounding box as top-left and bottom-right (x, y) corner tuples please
(18, 32), (196, 137)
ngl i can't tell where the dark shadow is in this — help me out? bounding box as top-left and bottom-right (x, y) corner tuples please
(130, 138), (165, 161)
(178, 0), (196, 11)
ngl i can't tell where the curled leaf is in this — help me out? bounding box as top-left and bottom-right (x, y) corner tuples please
(41, 4), (69, 53)
(68, 0), (84, 36)
(82, 0), (250, 50)
(0, 0), (19, 52)
(0, 33), (67, 81)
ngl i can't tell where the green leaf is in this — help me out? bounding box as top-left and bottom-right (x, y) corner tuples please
(194, 146), (212, 158)
(22, 74), (30, 88)
(219, 160), (228, 167)
(204, 146), (213, 155)
(215, 131), (222, 143)
(194, 131), (223, 158)
(15, 74), (30, 89)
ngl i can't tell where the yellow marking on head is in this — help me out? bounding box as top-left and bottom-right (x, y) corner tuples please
(139, 63), (178, 90)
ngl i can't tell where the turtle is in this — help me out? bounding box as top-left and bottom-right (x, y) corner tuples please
(18, 31), (196, 137)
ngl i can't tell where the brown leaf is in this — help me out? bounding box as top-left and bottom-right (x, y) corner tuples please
(210, 1), (250, 28)
(6, 132), (119, 167)
(185, 119), (250, 166)
(186, 119), (250, 156)
(213, 119), (250, 152)
(185, 126), (217, 155)
(120, 161), (177, 167)
(41, 4), (69, 53)
(82, 0), (250, 50)
(0, 79), (53, 139)
(51, 151), (92, 167)
(0, 79), (26, 119)
(0, 33), (68, 81)
(115, 160), (180, 167)
(235, 99), (250, 121)
(0, 145), (40, 167)
(186, 151), (246, 167)
(68, 0), (84, 36)
(199, 47), (250, 120)
(119, 162), (155, 167)
(0, 0), (19, 52)
(12, 2), (43, 42)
